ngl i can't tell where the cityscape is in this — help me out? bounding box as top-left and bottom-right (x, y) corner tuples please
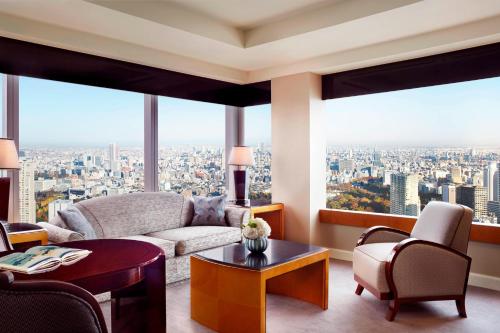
(18, 144), (272, 223)
(19, 142), (500, 226)
(326, 146), (500, 224)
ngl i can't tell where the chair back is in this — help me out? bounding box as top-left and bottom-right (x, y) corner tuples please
(410, 201), (473, 253)
(0, 223), (13, 252)
(0, 270), (107, 333)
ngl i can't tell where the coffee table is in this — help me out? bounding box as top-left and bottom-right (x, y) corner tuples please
(191, 239), (329, 333)
(1, 239), (166, 333)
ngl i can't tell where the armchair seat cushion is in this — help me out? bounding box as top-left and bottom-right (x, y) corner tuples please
(118, 235), (176, 259)
(146, 226), (241, 256)
(353, 242), (398, 293)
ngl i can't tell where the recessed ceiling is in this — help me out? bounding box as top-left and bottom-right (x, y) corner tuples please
(0, 0), (500, 84)
(165, 0), (337, 29)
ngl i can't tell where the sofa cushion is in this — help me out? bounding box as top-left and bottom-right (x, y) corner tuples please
(146, 226), (241, 256)
(191, 195), (227, 227)
(353, 242), (398, 293)
(118, 235), (176, 259)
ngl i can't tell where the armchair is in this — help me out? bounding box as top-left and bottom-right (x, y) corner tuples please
(353, 201), (473, 321)
(0, 270), (107, 333)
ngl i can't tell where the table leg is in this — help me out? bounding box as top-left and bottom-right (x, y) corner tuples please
(191, 256), (266, 333)
(111, 254), (166, 333)
(266, 257), (329, 309)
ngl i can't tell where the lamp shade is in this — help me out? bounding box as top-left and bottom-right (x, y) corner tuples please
(228, 146), (254, 166)
(0, 138), (19, 169)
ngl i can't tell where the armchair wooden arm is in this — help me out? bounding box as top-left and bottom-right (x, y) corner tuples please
(357, 226), (410, 246)
(384, 238), (471, 321)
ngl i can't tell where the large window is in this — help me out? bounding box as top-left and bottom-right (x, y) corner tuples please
(158, 97), (225, 197)
(20, 77), (144, 223)
(326, 76), (500, 224)
(245, 104), (272, 205)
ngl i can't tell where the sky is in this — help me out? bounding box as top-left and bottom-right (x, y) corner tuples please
(16, 76), (271, 147)
(326, 76), (500, 147)
(10, 75), (500, 148)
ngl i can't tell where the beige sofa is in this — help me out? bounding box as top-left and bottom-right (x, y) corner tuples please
(39, 192), (249, 283)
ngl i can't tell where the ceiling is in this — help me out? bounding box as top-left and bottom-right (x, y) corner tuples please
(1, 0), (500, 84)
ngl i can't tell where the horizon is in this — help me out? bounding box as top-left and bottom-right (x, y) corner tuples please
(17, 75), (500, 147)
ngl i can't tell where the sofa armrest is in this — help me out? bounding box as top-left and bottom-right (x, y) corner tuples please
(38, 222), (85, 243)
(386, 238), (471, 299)
(225, 206), (250, 228)
(357, 226), (410, 246)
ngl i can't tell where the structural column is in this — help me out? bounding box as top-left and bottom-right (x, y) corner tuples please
(144, 94), (158, 192)
(2, 75), (19, 223)
(225, 106), (244, 197)
(271, 73), (325, 244)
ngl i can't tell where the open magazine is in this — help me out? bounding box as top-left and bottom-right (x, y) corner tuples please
(0, 245), (92, 274)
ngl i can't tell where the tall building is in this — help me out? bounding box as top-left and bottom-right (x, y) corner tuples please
(487, 201), (500, 222)
(390, 173), (420, 216)
(442, 184), (456, 204)
(109, 143), (119, 172)
(19, 160), (36, 223)
(457, 185), (488, 220)
(483, 162), (498, 201)
(48, 199), (73, 220)
(450, 166), (462, 184)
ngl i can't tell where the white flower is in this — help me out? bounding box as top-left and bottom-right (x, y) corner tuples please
(242, 218), (271, 239)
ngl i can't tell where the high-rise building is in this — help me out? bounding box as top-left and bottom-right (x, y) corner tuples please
(19, 160), (36, 223)
(442, 184), (456, 204)
(390, 173), (420, 216)
(487, 201), (500, 222)
(457, 185), (488, 220)
(450, 166), (462, 184)
(483, 162), (498, 201)
(48, 199), (73, 220)
(109, 143), (119, 172)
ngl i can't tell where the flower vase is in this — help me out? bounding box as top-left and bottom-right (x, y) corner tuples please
(245, 236), (268, 253)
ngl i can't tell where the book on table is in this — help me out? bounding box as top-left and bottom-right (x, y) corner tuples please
(0, 245), (92, 274)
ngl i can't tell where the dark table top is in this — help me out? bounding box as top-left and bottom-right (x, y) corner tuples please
(0, 239), (164, 293)
(194, 239), (326, 271)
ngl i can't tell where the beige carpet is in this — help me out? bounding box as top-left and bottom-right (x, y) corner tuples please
(101, 259), (500, 332)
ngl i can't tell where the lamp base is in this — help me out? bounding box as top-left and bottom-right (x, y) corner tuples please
(233, 169), (249, 207)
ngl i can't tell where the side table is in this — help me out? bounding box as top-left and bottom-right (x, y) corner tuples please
(251, 203), (285, 240)
(1, 222), (48, 251)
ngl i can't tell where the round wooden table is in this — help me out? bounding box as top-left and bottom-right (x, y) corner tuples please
(7, 239), (166, 333)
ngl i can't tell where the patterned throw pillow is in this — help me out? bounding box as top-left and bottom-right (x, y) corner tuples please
(58, 206), (97, 240)
(191, 195), (227, 227)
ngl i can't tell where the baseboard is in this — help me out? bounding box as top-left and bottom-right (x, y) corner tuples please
(469, 273), (500, 292)
(328, 248), (353, 261)
(328, 247), (500, 292)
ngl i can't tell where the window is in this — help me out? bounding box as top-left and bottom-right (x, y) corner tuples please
(158, 97), (225, 197)
(326, 76), (500, 224)
(245, 104), (272, 205)
(20, 77), (144, 223)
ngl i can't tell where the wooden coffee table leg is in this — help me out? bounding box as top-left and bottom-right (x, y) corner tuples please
(111, 255), (166, 333)
(266, 256), (329, 309)
(191, 256), (266, 333)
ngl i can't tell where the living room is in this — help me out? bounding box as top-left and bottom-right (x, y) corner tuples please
(1, 1), (500, 332)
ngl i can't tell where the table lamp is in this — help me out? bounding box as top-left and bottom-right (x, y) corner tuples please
(0, 138), (20, 222)
(228, 146), (254, 206)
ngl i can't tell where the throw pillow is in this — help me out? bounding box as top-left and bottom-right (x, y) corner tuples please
(58, 206), (97, 240)
(191, 195), (227, 227)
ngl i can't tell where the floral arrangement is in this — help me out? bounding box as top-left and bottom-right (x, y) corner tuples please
(242, 218), (271, 240)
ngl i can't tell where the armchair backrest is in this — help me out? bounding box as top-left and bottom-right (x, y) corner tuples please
(0, 270), (107, 333)
(410, 201), (473, 253)
(0, 223), (13, 252)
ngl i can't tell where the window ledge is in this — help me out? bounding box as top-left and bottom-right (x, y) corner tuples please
(319, 208), (500, 245)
